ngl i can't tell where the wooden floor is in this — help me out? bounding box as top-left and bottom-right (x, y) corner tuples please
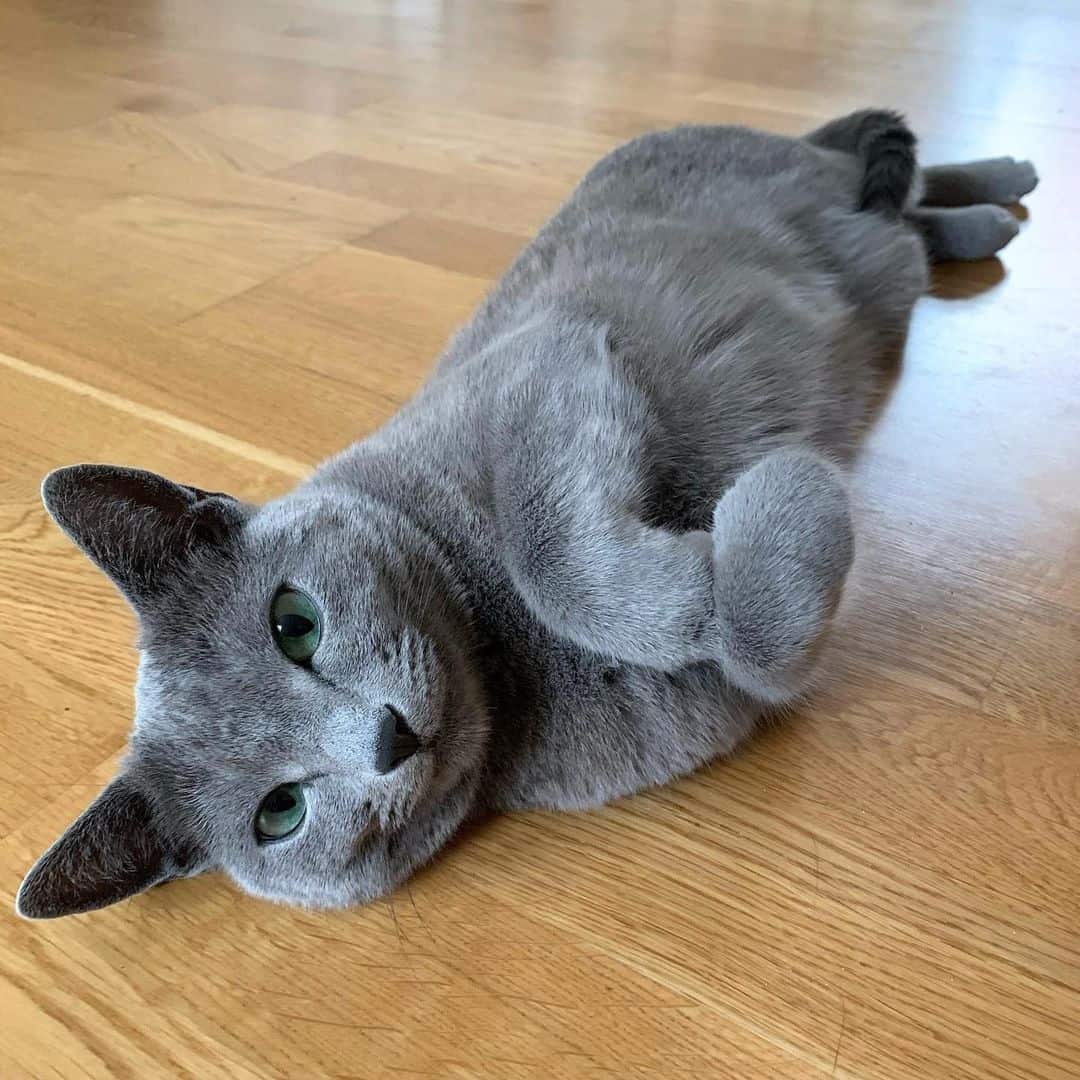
(1, 1), (1078, 1077)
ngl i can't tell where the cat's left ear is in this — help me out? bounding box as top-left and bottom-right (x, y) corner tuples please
(41, 464), (249, 605)
(15, 773), (204, 919)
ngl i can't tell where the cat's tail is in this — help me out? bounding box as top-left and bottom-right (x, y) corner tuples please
(806, 108), (917, 215)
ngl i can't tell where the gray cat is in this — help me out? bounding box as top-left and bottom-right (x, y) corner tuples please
(16, 110), (1037, 918)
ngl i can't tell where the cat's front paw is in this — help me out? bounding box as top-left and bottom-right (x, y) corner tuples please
(709, 449), (854, 703)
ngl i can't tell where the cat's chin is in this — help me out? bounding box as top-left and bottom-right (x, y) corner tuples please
(378, 764), (483, 892)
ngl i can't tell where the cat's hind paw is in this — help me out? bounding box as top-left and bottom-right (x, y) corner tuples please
(980, 156), (1039, 205)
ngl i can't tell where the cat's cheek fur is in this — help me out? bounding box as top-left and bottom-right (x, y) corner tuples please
(226, 769), (483, 909)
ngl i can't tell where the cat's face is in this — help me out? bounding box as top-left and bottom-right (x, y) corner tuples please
(16, 466), (488, 919)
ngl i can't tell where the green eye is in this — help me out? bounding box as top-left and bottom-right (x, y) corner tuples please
(255, 782), (307, 841)
(271, 587), (321, 664)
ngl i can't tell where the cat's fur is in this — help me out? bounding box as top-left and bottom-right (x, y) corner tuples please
(16, 111), (1037, 918)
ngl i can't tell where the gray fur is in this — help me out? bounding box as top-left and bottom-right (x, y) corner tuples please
(921, 156), (1039, 207)
(16, 112), (1037, 918)
(910, 204), (1021, 262)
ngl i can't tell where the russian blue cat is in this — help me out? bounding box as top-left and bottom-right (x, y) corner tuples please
(16, 110), (1036, 918)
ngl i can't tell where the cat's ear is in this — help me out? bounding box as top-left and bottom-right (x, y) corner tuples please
(15, 774), (200, 919)
(41, 464), (248, 604)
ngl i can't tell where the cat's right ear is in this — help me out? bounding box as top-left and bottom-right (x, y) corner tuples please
(15, 773), (203, 919)
(41, 464), (249, 605)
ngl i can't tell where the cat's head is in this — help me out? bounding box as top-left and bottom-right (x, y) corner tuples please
(16, 465), (489, 919)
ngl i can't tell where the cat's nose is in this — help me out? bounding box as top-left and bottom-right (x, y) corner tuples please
(374, 705), (420, 774)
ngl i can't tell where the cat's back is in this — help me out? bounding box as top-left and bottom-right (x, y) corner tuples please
(570, 123), (862, 221)
(328, 120), (922, 519)
(440, 122), (908, 372)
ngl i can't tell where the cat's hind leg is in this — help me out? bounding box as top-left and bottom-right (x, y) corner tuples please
(909, 204), (1020, 261)
(920, 158), (1038, 207)
(909, 155), (1037, 260)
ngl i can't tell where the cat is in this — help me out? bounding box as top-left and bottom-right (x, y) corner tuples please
(16, 110), (1037, 918)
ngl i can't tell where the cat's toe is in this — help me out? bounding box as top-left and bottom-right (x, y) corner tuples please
(987, 205), (1021, 250)
(1005, 158), (1038, 202)
(991, 157), (1038, 204)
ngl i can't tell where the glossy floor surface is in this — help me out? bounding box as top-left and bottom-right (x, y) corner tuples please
(1, 1), (1078, 1077)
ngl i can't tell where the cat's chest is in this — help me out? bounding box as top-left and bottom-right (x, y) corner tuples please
(462, 552), (609, 705)
(465, 570), (651, 793)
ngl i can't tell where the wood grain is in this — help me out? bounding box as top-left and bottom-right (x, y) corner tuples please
(1, 1), (1078, 1077)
